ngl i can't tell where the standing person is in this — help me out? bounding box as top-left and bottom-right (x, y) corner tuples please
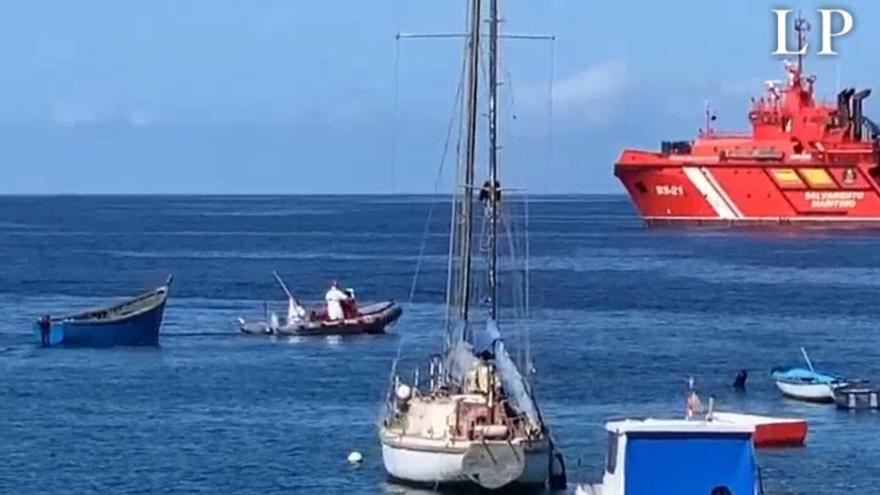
(38, 315), (51, 347)
(325, 280), (349, 321)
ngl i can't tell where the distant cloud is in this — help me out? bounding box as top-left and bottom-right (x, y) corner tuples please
(52, 104), (103, 126)
(520, 60), (630, 125)
(126, 109), (152, 127)
(51, 103), (154, 127)
(553, 60), (629, 108)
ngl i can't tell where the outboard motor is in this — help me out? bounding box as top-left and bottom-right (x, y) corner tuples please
(851, 89), (872, 141)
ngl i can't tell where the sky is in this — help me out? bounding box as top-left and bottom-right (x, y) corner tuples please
(0, 0), (876, 194)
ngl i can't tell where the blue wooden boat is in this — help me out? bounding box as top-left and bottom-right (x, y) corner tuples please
(36, 277), (172, 347)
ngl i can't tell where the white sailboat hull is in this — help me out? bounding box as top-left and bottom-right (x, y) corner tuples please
(380, 435), (552, 486)
(774, 380), (837, 402)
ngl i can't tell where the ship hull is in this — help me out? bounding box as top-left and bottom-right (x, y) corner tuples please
(380, 433), (551, 487)
(616, 163), (880, 227)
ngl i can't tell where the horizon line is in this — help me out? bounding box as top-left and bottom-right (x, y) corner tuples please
(0, 192), (628, 198)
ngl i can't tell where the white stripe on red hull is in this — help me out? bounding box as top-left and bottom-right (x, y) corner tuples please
(617, 163), (880, 226)
(681, 167), (740, 220)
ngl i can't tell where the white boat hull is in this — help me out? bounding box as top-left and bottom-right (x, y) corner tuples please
(774, 380), (838, 402)
(380, 435), (551, 486)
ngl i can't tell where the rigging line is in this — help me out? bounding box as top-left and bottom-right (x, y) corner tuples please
(524, 191), (532, 381)
(444, 2), (475, 349)
(408, 68), (467, 305)
(386, 49), (467, 396)
(547, 38), (556, 190)
(389, 37), (402, 193)
(389, 36), (467, 381)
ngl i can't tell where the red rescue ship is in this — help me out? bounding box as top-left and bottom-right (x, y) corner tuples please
(616, 23), (880, 226)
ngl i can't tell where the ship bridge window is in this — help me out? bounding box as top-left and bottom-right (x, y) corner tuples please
(661, 141), (692, 155)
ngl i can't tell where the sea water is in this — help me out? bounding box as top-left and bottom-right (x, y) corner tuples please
(1, 195), (878, 494)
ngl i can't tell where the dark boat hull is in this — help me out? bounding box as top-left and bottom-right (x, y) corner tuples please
(240, 301), (402, 337)
(38, 281), (171, 348)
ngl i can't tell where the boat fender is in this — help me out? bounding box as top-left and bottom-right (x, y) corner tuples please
(473, 424), (508, 439)
(396, 384), (412, 402)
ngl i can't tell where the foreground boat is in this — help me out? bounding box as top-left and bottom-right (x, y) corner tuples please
(379, 0), (565, 489)
(239, 301), (401, 336)
(36, 277), (172, 347)
(713, 411), (807, 448)
(238, 273), (401, 337)
(577, 418), (761, 495)
(615, 18), (880, 227)
(772, 348), (847, 402)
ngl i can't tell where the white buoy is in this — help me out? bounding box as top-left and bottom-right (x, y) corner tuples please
(347, 451), (363, 465)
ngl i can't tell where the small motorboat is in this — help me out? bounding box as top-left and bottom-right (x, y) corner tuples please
(238, 272), (402, 337)
(712, 412), (807, 448)
(575, 417), (762, 495)
(834, 384), (880, 410)
(35, 276), (172, 347)
(771, 348), (848, 402)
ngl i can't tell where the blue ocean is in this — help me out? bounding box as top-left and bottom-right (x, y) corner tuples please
(1, 195), (878, 494)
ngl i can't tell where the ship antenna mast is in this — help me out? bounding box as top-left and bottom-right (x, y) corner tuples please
(794, 14), (810, 77)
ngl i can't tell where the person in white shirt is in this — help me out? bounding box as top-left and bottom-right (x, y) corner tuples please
(325, 280), (349, 321)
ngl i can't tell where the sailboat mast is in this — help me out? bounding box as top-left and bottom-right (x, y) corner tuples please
(458, 0), (482, 322)
(487, 0), (500, 320)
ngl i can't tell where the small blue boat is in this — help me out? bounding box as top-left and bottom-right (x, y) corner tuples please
(771, 348), (847, 402)
(36, 277), (172, 347)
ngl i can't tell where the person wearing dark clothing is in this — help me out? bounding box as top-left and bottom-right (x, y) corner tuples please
(38, 315), (51, 347)
(478, 180), (501, 203)
(733, 369), (748, 391)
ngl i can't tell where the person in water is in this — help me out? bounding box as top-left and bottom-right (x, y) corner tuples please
(325, 280), (350, 321)
(38, 315), (51, 347)
(733, 369), (748, 391)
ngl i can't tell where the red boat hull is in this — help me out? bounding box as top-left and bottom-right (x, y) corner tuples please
(713, 412), (808, 448)
(616, 161), (880, 226)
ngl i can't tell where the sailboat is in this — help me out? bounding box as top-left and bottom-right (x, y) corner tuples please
(378, 0), (566, 489)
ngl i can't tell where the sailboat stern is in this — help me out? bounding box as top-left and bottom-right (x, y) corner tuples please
(380, 431), (552, 487)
